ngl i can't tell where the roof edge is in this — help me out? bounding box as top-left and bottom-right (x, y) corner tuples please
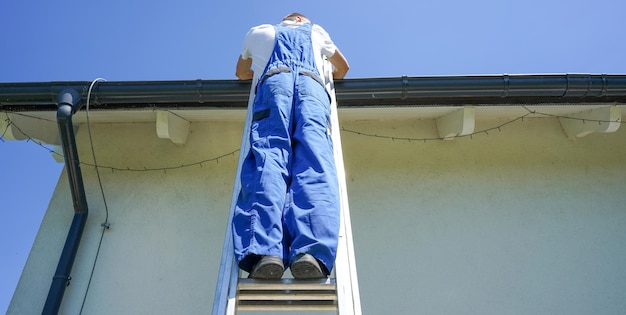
(2, 74), (626, 111)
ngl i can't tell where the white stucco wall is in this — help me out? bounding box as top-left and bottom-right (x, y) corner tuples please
(9, 112), (626, 314)
(343, 116), (626, 314)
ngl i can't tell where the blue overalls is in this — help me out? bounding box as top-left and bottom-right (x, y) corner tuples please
(233, 23), (340, 274)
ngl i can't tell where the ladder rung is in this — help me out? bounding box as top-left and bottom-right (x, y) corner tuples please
(238, 278), (336, 290)
(238, 293), (337, 301)
(237, 304), (338, 312)
(236, 278), (338, 311)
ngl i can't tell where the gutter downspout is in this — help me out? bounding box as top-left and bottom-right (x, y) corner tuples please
(42, 89), (88, 315)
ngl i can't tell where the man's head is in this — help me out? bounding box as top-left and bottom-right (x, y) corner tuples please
(282, 13), (311, 24)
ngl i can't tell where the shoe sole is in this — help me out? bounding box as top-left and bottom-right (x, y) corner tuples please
(249, 258), (284, 280)
(291, 255), (325, 280)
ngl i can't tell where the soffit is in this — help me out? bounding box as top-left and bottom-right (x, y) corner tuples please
(11, 104), (626, 124)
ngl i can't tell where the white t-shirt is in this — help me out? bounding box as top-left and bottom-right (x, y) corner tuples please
(241, 20), (337, 84)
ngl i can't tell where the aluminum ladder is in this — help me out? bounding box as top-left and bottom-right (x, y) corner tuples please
(212, 59), (361, 314)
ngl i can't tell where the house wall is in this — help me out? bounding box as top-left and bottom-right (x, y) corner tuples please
(9, 113), (626, 314)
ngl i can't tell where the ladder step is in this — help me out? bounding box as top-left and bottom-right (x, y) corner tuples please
(237, 278), (338, 311)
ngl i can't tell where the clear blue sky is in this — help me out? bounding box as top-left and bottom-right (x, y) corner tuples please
(1, 0), (624, 312)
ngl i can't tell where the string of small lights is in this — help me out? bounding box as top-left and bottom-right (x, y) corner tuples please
(342, 112), (533, 142)
(2, 110), (242, 171)
(341, 106), (623, 142)
(2, 106), (623, 171)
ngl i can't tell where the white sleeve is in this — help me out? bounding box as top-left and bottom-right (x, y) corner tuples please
(241, 24), (274, 60)
(312, 24), (337, 58)
(241, 28), (254, 60)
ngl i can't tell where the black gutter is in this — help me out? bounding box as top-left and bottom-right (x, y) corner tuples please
(42, 89), (89, 315)
(1, 74), (626, 111)
(337, 74), (626, 106)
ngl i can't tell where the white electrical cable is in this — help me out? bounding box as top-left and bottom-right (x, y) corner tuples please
(80, 77), (109, 314)
(85, 77), (109, 224)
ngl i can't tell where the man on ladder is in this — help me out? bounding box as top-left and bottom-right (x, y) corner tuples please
(234, 12), (350, 280)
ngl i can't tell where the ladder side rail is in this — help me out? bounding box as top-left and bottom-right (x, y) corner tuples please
(323, 58), (362, 315)
(336, 188), (362, 314)
(212, 86), (257, 315)
(225, 259), (239, 315)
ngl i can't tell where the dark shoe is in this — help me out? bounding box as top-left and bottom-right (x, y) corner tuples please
(248, 256), (284, 280)
(290, 253), (327, 280)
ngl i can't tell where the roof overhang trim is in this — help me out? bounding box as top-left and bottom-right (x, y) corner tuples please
(1, 74), (626, 111)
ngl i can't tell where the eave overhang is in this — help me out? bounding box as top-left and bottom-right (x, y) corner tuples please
(2, 74), (625, 143)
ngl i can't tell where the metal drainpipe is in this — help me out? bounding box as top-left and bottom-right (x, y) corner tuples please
(42, 89), (89, 315)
